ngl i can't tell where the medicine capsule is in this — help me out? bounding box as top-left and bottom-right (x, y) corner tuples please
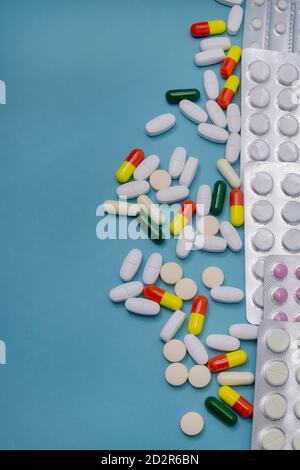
(207, 350), (247, 372)
(138, 210), (165, 243)
(218, 386), (253, 418)
(221, 46), (242, 79)
(188, 295), (208, 335)
(230, 188), (244, 227)
(144, 285), (183, 311)
(115, 149), (144, 183)
(210, 180), (227, 216)
(170, 200), (196, 236)
(217, 75), (240, 109)
(191, 20), (226, 38)
(166, 89), (200, 104)
(205, 397), (237, 426)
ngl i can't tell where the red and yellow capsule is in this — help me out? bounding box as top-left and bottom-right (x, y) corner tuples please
(218, 386), (253, 418)
(190, 20), (226, 38)
(188, 295), (208, 335)
(207, 350), (247, 372)
(144, 285), (183, 311)
(115, 149), (144, 183)
(230, 188), (244, 227)
(217, 75), (240, 109)
(170, 200), (196, 236)
(221, 46), (242, 79)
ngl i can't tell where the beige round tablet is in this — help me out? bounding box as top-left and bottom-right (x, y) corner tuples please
(180, 412), (204, 436)
(175, 278), (197, 301)
(266, 328), (290, 353)
(263, 393), (287, 420)
(165, 362), (188, 386)
(188, 365), (211, 388)
(260, 428), (286, 450)
(163, 339), (186, 362)
(150, 170), (171, 191)
(202, 266), (224, 289)
(294, 398), (300, 420)
(160, 262), (183, 285)
(264, 361), (289, 387)
(198, 215), (220, 236)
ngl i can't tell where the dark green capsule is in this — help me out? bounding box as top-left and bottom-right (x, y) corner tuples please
(210, 180), (227, 216)
(138, 210), (165, 243)
(165, 88), (200, 104)
(205, 396), (237, 426)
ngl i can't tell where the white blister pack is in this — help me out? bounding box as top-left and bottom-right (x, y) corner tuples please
(244, 161), (300, 324)
(263, 255), (300, 322)
(243, 0), (300, 53)
(241, 48), (300, 169)
(252, 320), (300, 450)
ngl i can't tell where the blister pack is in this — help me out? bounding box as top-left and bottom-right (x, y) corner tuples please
(244, 161), (300, 324)
(243, 0), (300, 53)
(252, 319), (300, 450)
(241, 48), (300, 169)
(263, 255), (300, 322)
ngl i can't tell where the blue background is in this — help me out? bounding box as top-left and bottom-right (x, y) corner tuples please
(0, 0), (255, 450)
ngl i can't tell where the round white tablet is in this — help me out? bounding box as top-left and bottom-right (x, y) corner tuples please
(202, 266), (224, 289)
(266, 328), (290, 353)
(278, 141), (299, 162)
(249, 86), (270, 108)
(165, 362), (188, 386)
(265, 361), (289, 386)
(248, 139), (270, 161)
(274, 21), (286, 34)
(260, 428), (286, 450)
(277, 63), (298, 86)
(278, 114), (299, 137)
(175, 278), (198, 301)
(249, 113), (270, 136)
(249, 60), (270, 83)
(252, 228), (275, 252)
(163, 339), (186, 363)
(294, 398), (300, 420)
(252, 258), (265, 280)
(282, 201), (300, 224)
(160, 262), (183, 285)
(282, 229), (300, 252)
(253, 286), (264, 308)
(251, 200), (274, 223)
(188, 365), (211, 388)
(296, 367), (300, 385)
(278, 88), (298, 111)
(292, 431), (300, 450)
(251, 172), (273, 195)
(198, 215), (220, 236)
(263, 393), (287, 420)
(149, 170), (171, 191)
(252, 18), (262, 30)
(180, 412), (204, 436)
(276, 0), (288, 11)
(281, 173), (300, 197)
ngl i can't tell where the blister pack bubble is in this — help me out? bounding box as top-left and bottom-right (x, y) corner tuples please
(263, 255), (300, 322)
(243, 0), (300, 52)
(252, 319), (300, 450)
(244, 161), (300, 325)
(241, 48), (300, 170)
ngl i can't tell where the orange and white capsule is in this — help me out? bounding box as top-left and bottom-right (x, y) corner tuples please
(170, 200), (196, 236)
(116, 149), (144, 183)
(217, 76), (240, 109)
(218, 386), (253, 418)
(188, 295), (208, 335)
(221, 46), (242, 78)
(190, 20), (226, 38)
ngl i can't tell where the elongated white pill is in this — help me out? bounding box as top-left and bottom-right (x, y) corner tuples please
(229, 324), (259, 340)
(217, 372), (255, 386)
(120, 249), (142, 282)
(133, 155), (160, 180)
(227, 104), (241, 133)
(176, 226), (196, 259)
(226, 133), (241, 164)
(203, 70), (220, 100)
(197, 184), (211, 217)
(200, 37), (231, 51)
(219, 221), (242, 252)
(217, 159), (241, 188)
(145, 113), (176, 136)
(101, 200), (140, 217)
(206, 100), (227, 128)
(160, 310), (186, 342)
(210, 286), (244, 303)
(184, 334), (208, 365)
(169, 147), (187, 179)
(205, 334), (240, 352)
(216, 0), (243, 6)
(109, 281), (144, 302)
(198, 123), (229, 143)
(137, 194), (165, 225)
(194, 234), (227, 252)
(179, 99), (208, 124)
(179, 157), (199, 187)
(117, 180), (150, 199)
(227, 5), (243, 35)
(156, 185), (189, 203)
(125, 298), (160, 316)
(143, 252), (163, 284)
(194, 48), (225, 66)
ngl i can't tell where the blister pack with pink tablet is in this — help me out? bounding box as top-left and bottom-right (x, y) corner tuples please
(263, 255), (300, 322)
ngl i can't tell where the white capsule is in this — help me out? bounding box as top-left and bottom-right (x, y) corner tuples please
(200, 37), (231, 51)
(143, 252), (163, 285)
(226, 133), (241, 164)
(179, 157), (199, 187)
(156, 185), (189, 203)
(184, 334), (208, 365)
(198, 123), (229, 143)
(133, 154), (160, 180)
(203, 70), (220, 100)
(216, 0), (243, 6)
(120, 249), (143, 282)
(227, 103), (241, 133)
(160, 310), (186, 342)
(101, 200), (140, 217)
(194, 48), (225, 66)
(125, 298), (160, 316)
(179, 99), (208, 124)
(137, 194), (165, 225)
(227, 5), (244, 35)
(219, 221), (242, 252)
(217, 159), (241, 188)
(109, 281), (144, 302)
(197, 184), (212, 217)
(229, 323), (259, 340)
(168, 147), (187, 179)
(210, 286), (244, 303)
(205, 334), (240, 352)
(117, 180), (150, 199)
(176, 226), (196, 259)
(217, 371), (255, 386)
(145, 113), (176, 136)
(194, 234), (227, 252)
(206, 100), (227, 128)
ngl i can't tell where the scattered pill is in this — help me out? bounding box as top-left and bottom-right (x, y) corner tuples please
(226, 133), (241, 164)
(184, 334), (209, 364)
(211, 180), (227, 216)
(117, 180), (150, 199)
(134, 154), (160, 181)
(217, 159), (241, 188)
(266, 327), (290, 353)
(160, 310), (186, 342)
(120, 248), (142, 282)
(102, 200), (140, 217)
(188, 365), (211, 388)
(206, 334), (240, 352)
(175, 278), (198, 301)
(217, 371), (255, 386)
(156, 185), (189, 203)
(198, 123), (229, 143)
(166, 88), (200, 104)
(227, 5), (244, 36)
(125, 298), (160, 316)
(170, 200), (196, 236)
(198, 215), (220, 236)
(219, 221), (243, 252)
(200, 36), (231, 51)
(194, 48), (226, 66)
(217, 75), (240, 109)
(227, 104), (241, 133)
(191, 20), (226, 37)
(179, 99), (208, 124)
(138, 209), (165, 242)
(210, 286), (244, 303)
(203, 70), (220, 100)
(165, 362), (188, 386)
(109, 281), (144, 303)
(205, 396), (237, 426)
(208, 350), (248, 372)
(179, 157), (199, 188)
(194, 234), (227, 252)
(180, 412), (204, 436)
(230, 188), (244, 227)
(260, 428), (285, 450)
(143, 252), (163, 285)
(229, 323), (258, 340)
(115, 148), (144, 183)
(206, 100), (227, 128)
(218, 386), (253, 418)
(163, 339), (186, 362)
(197, 184), (212, 217)
(144, 284), (183, 311)
(137, 194), (166, 226)
(263, 393), (287, 420)
(188, 296), (208, 336)
(160, 262), (183, 285)
(145, 113), (176, 136)
(168, 147), (187, 179)
(264, 361), (289, 387)
(150, 170), (171, 191)
(221, 46), (242, 78)
(202, 266), (224, 289)
(176, 226), (196, 259)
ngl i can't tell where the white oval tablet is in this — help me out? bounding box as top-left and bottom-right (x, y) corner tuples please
(168, 146), (187, 179)
(217, 159), (241, 188)
(184, 334), (208, 365)
(160, 262), (183, 285)
(210, 286), (244, 303)
(156, 186), (189, 203)
(200, 36), (231, 51)
(179, 100), (208, 124)
(117, 180), (150, 199)
(227, 103), (241, 133)
(206, 100), (227, 128)
(133, 155), (160, 181)
(198, 215), (220, 236)
(197, 184), (212, 217)
(160, 310), (186, 342)
(125, 298), (160, 316)
(109, 281), (144, 302)
(198, 123), (229, 143)
(260, 428), (286, 450)
(205, 334), (240, 352)
(175, 278), (197, 301)
(227, 5), (244, 35)
(137, 194), (166, 226)
(226, 133), (241, 164)
(266, 328), (290, 353)
(176, 226), (196, 259)
(143, 252), (163, 284)
(217, 371), (255, 386)
(229, 323), (259, 340)
(102, 200), (140, 217)
(203, 70), (220, 100)
(165, 362), (188, 386)
(120, 248), (142, 282)
(180, 412), (204, 436)
(263, 393), (287, 420)
(179, 157), (199, 187)
(163, 339), (186, 362)
(188, 365), (211, 388)
(202, 266), (224, 289)
(194, 48), (225, 66)
(145, 113), (176, 136)
(264, 361), (289, 387)
(150, 170), (171, 191)
(281, 173), (300, 197)
(219, 221), (242, 252)
(194, 234), (227, 252)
